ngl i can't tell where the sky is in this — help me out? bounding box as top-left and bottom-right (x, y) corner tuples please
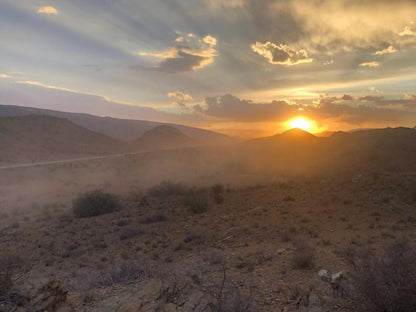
(0, 0), (415, 137)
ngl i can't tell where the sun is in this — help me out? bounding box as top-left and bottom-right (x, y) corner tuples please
(288, 118), (312, 131)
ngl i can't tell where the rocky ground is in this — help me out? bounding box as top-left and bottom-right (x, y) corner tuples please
(1, 156), (415, 311)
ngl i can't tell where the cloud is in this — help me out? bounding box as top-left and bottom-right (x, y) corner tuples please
(368, 86), (382, 93)
(203, 35), (217, 46)
(359, 95), (383, 102)
(0, 78), (206, 124)
(404, 94), (416, 100)
(207, 0), (244, 9)
(193, 94), (297, 121)
(192, 93), (416, 126)
(323, 60), (334, 66)
(373, 45), (397, 55)
(16, 80), (76, 93)
(251, 42), (313, 66)
(168, 91), (193, 102)
(37, 6), (58, 14)
(399, 22), (415, 36)
(359, 61), (380, 68)
(139, 33), (217, 73)
(0, 74), (10, 79)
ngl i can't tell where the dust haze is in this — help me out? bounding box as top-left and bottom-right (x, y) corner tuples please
(1, 109), (416, 311)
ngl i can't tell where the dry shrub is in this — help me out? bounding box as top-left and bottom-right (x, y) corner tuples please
(147, 181), (188, 200)
(139, 214), (168, 224)
(204, 267), (257, 312)
(182, 189), (209, 214)
(292, 239), (315, 269)
(347, 239), (416, 311)
(73, 260), (151, 291)
(73, 190), (120, 218)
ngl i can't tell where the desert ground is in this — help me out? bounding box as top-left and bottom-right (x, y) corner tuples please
(1, 140), (416, 312)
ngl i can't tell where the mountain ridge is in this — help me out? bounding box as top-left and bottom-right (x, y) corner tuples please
(0, 104), (232, 144)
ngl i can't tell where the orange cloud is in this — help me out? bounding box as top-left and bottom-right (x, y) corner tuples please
(37, 6), (58, 14)
(359, 62), (380, 68)
(373, 46), (397, 55)
(251, 42), (313, 66)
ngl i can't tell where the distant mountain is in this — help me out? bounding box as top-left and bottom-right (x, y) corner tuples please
(236, 127), (416, 175)
(0, 115), (124, 164)
(0, 104), (232, 144)
(315, 130), (336, 137)
(130, 125), (194, 151)
(246, 128), (317, 147)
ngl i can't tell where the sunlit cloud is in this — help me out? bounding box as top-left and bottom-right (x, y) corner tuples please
(251, 42), (313, 66)
(168, 91), (193, 102)
(399, 22), (415, 36)
(369, 86), (382, 93)
(139, 33), (217, 73)
(0, 74), (11, 79)
(359, 62), (380, 68)
(373, 46), (397, 55)
(275, 0), (416, 52)
(37, 6), (58, 15)
(16, 80), (76, 93)
(203, 35), (217, 46)
(191, 94), (416, 128)
(323, 60), (334, 66)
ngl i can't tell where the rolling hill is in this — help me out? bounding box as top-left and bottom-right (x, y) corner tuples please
(130, 125), (194, 151)
(0, 104), (232, 144)
(0, 115), (125, 164)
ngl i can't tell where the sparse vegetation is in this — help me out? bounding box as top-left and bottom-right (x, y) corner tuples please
(182, 188), (209, 214)
(0, 260), (12, 299)
(119, 226), (144, 240)
(212, 183), (225, 204)
(347, 239), (416, 312)
(72, 190), (120, 218)
(147, 181), (188, 200)
(139, 214), (168, 224)
(292, 240), (315, 269)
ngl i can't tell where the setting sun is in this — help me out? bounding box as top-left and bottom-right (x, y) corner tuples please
(288, 118), (312, 131)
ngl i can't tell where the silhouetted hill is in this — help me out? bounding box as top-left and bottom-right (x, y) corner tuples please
(130, 125), (194, 151)
(246, 128), (316, 147)
(0, 104), (232, 144)
(236, 127), (416, 175)
(0, 115), (124, 164)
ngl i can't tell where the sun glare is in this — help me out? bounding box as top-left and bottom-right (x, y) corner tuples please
(288, 118), (312, 131)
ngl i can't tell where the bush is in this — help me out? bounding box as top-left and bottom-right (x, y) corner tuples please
(182, 189), (208, 214)
(147, 181), (188, 200)
(73, 190), (120, 218)
(292, 240), (315, 269)
(139, 214), (168, 224)
(119, 227), (144, 240)
(347, 239), (416, 311)
(212, 183), (224, 204)
(0, 264), (12, 298)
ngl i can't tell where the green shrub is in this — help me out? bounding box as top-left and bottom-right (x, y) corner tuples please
(73, 190), (120, 218)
